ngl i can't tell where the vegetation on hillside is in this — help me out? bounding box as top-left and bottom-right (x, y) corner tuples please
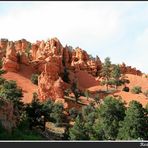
(0, 57), (147, 140)
(31, 73), (39, 85)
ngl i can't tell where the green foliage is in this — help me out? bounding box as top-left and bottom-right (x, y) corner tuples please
(84, 89), (90, 100)
(111, 64), (121, 80)
(25, 93), (44, 130)
(0, 81), (23, 100)
(0, 60), (3, 69)
(93, 93), (101, 104)
(64, 88), (71, 96)
(117, 101), (148, 140)
(0, 99), (4, 107)
(111, 64), (123, 89)
(50, 103), (65, 127)
(0, 120), (44, 140)
(0, 80), (23, 110)
(71, 81), (81, 103)
(131, 86), (142, 94)
(69, 107), (79, 120)
(0, 69), (6, 75)
(69, 103), (96, 140)
(120, 74), (130, 87)
(0, 77), (6, 85)
(31, 73), (39, 85)
(26, 93), (66, 129)
(69, 115), (89, 140)
(100, 57), (112, 91)
(92, 96), (126, 140)
(122, 86), (129, 92)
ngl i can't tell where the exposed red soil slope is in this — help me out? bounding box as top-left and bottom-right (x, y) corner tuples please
(2, 64), (38, 103)
(113, 91), (148, 107)
(126, 74), (148, 91)
(87, 74), (148, 107)
(75, 70), (99, 89)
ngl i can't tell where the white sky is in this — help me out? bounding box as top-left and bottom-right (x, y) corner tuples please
(0, 1), (148, 73)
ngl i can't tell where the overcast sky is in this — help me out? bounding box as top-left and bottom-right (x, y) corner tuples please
(0, 1), (148, 73)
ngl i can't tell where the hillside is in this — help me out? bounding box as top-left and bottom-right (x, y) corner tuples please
(0, 38), (147, 108)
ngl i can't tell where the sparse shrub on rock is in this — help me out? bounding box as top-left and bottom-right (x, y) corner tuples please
(31, 74), (39, 85)
(122, 86), (129, 92)
(131, 86), (142, 94)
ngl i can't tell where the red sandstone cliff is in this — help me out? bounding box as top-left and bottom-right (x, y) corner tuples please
(0, 37), (143, 105)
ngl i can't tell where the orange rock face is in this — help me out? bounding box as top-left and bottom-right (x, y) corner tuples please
(0, 39), (8, 58)
(2, 41), (19, 72)
(120, 63), (142, 76)
(14, 39), (30, 52)
(1, 37), (144, 109)
(70, 47), (102, 76)
(0, 38), (8, 49)
(38, 63), (66, 102)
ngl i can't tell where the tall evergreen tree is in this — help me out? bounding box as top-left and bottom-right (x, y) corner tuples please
(69, 115), (89, 140)
(111, 64), (121, 90)
(101, 57), (112, 91)
(117, 100), (148, 140)
(93, 96), (126, 140)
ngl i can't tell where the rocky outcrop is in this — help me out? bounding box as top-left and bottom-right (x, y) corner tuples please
(70, 48), (102, 76)
(2, 41), (19, 72)
(0, 98), (17, 132)
(14, 39), (30, 52)
(0, 38), (8, 58)
(19, 51), (30, 65)
(38, 61), (66, 102)
(31, 38), (63, 61)
(1, 37), (144, 109)
(30, 44), (39, 60)
(120, 63), (142, 76)
(0, 38), (8, 50)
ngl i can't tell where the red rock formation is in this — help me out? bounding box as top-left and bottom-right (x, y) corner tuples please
(0, 37), (146, 109)
(14, 39), (30, 52)
(70, 47), (102, 76)
(19, 51), (30, 65)
(21, 39), (29, 52)
(38, 61), (65, 101)
(15, 40), (22, 52)
(30, 44), (39, 60)
(0, 38), (8, 49)
(0, 39), (8, 58)
(120, 62), (142, 76)
(2, 41), (19, 72)
(62, 45), (72, 67)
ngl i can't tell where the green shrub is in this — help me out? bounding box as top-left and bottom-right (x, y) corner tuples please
(131, 86), (142, 94)
(122, 87), (129, 92)
(0, 60), (2, 68)
(0, 77), (6, 85)
(31, 74), (39, 85)
(0, 69), (6, 75)
(69, 107), (79, 120)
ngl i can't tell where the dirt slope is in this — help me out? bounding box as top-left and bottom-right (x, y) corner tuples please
(75, 70), (99, 89)
(2, 64), (38, 103)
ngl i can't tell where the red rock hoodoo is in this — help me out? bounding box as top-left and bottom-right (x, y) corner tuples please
(0, 37), (144, 107)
